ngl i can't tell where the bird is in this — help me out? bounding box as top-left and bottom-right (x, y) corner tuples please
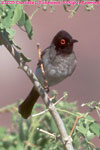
(19, 30), (78, 119)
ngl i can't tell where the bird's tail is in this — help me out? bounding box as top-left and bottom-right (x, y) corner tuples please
(18, 86), (39, 119)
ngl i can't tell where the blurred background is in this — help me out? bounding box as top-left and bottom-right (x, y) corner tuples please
(0, 4), (100, 139)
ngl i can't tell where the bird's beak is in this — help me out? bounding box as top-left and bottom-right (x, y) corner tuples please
(71, 39), (78, 44)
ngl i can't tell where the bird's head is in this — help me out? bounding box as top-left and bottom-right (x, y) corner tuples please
(52, 30), (78, 54)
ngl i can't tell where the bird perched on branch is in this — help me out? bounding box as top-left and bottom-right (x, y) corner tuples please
(19, 30), (78, 119)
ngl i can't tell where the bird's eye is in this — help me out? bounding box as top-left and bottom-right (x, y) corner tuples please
(60, 39), (66, 45)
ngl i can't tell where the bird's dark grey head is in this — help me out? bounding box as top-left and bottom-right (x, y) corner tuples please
(52, 30), (78, 54)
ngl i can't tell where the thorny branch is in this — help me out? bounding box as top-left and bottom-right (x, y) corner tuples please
(0, 30), (74, 150)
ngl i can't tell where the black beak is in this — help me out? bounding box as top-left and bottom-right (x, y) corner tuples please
(71, 39), (78, 44)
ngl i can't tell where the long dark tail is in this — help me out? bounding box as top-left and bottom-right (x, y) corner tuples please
(19, 86), (39, 119)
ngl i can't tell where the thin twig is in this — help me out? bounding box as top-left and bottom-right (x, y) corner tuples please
(32, 109), (48, 117)
(70, 115), (84, 136)
(0, 103), (18, 114)
(69, 4), (80, 18)
(54, 93), (68, 105)
(32, 93), (67, 117)
(30, 6), (42, 20)
(37, 128), (56, 139)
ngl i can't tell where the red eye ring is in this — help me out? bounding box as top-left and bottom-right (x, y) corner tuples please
(60, 39), (66, 45)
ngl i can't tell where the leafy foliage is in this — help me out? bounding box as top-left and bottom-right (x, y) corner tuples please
(0, 2), (23, 29)
(0, 95), (100, 150)
(0, 0), (33, 43)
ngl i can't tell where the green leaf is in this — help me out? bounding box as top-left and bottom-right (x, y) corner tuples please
(11, 5), (23, 26)
(76, 115), (95, 139)
(24, 14), (33, 39)
(86, 130), (94, 140)
(13, 42), (21, 50)
(18, 12), (33, 39)
(85, 4), (94, 11)
(0, 3), (23, 29)
(16, 141), (24, 150)
(6, 28), (15, 40)
(90, 122), (100, 138)
(18, 11), (25, 27)
(0, 148), (5, 150)
(20, 52), (31, 62)
(76, 121), (88, 136)
(8, 146), (16, 150)
(3, 134), (16, 142)
(0, 127), (6, 138)
(1, 10), (13, 28)
(18, 118), (25, 142)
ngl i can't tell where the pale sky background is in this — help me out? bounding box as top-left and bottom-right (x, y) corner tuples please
(0, 5), (100, 145)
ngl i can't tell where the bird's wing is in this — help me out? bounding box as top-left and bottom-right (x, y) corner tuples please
(37, 46), (50, 67)
(41, 46), (50, 57)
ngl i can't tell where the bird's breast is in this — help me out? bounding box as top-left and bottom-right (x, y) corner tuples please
(43, 53), (77, 86)
(35, 53), (77, 87)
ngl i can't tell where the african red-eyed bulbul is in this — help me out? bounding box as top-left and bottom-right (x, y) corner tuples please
(19, 30), (78, 119)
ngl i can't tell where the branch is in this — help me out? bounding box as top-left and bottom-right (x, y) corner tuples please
(0, 30), (74, 150)
(32, 92), (68, 117)
(37, 128), (56, 139)
(0, 102), (17, 114)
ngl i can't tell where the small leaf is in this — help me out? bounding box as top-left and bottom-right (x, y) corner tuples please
(87, 130), (94, 140)
(11, 5), (23, 26)
(76, 115), (95, 138)
(85, 4), (94, 11)
(6, 28), (15, 40)
(16, 141), (24, 150)
(76, 122), (87, 136)
(18, 11), (25, 27)
(8, 146), (16, 150)
(13, 42), (21, 50)
(90, 122), (100, 138)
(24, 14), (33, 39)
(0, 127), (6, 138)
(20, 52), (31, 62)
(0, 4), (23, 29)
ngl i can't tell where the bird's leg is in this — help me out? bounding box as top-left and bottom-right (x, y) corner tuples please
(37, 43), (49, 92)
